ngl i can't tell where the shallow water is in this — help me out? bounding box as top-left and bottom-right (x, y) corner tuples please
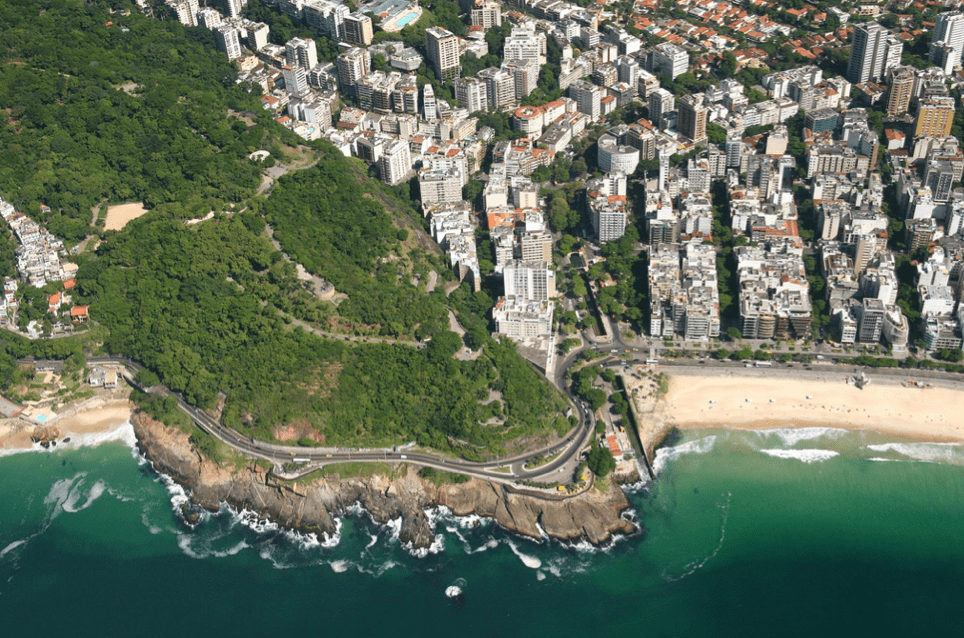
(1, 426), (963, 636)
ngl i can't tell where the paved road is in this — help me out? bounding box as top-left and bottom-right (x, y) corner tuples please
(82, 356), (593, 484)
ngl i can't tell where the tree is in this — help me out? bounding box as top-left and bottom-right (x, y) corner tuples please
(719, 51), (737, 77)
(587, 441), (616, 476)
(727, 326), (742, 340)
(707, 122), (728, 145)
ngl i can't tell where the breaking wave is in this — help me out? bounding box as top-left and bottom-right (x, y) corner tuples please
(865, 442), (964, 466)
(760, 448), (840, 463)
(652, 435), (717, 475)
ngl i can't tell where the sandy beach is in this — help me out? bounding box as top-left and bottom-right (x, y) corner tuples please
(0, 399), (134, 453)
(656, 373), (964, 443)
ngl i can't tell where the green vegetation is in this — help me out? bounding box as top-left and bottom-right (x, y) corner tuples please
(261, 146), (449, 338)
(418, 466), (471, 486)
(0, 0), (293, 243)
(587, 441), (616, 477)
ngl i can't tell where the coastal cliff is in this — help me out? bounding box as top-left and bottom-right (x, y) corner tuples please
(132, 412), (636, 548)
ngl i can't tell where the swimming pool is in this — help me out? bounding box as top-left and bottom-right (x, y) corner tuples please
(396, 12), (418, 27)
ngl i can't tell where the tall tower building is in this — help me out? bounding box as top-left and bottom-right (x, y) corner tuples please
(678, 94), (709, 144)
(344, 13), (373, 46)
(915, 96), (956, 137)
(847, 22), (903, 85)
(455, 77), (488, 113)
(336, 47), (371, 96)
(568, 79), (602, 122)
(213, 25), (242, 60)
(222, 0), (243, 19)
(285, 38), (318, 70)
(167, 0), (199, 26)
(885, 66), (915, 116)
(422, 84), (437, 121)
(648, 88), (674, 125)
(470, 1), (502, 29)
(931, 11), (964, 70)
(378, 139), (413, 186)
(426, 27), (461, 81)
(282, 66), (309, 94)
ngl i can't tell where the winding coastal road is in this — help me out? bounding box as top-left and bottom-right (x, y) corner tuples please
(72, 333), (964, 488)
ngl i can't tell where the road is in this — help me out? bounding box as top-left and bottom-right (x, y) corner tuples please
(82, 356), (593, 484)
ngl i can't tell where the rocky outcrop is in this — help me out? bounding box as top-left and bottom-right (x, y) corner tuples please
(132, 411), (636, 549)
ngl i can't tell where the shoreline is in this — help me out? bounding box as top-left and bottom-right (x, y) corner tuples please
(639, 369), (964, 452)
(0, 399), (134, 455)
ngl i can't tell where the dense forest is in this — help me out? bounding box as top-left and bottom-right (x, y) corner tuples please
(260, 147), (455, 338)
(78, 212), (568, 456)
(0, 0), (294, 242)
(0, 1), (571, 456)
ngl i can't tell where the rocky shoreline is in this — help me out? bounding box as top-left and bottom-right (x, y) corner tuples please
(132, 412), (638, 549)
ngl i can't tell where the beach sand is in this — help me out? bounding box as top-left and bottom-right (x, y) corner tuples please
(0, 399), (134, 453)
(103, 202), (148, 231)
(656, 373), (964, 443)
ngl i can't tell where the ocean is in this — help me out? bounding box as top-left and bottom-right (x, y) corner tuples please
(2, 424), (963, 637)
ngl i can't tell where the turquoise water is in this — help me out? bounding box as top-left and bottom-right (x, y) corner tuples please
(2, 426), (964, 637)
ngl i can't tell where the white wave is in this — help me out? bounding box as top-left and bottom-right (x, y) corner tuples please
(107, 488), (136, 503)
(237, 509), (280, 535)
(0, 421), (137, 459)
(471, 538), (499, 554)
(330, 559), (350, 573)
(760, 448), (839, 463)
(43, 472), (86, 523)
(506, 539), (542, 569)
(865, 442), (963, 466)
(652, 435), (717, 475)
(382, 516), (402, 542)
(444, 585), (462, 598)
(365, 534), (379, 550)
(756, 426), (849, 447)
(177, 532), (248, 560)
(62, 480), (107, 513)
(140, 510), (163, 535)
(404, 533), (445, 559)
(318, 518), (342, 549)
(536, 571), (546, 581)
(867, 457), (899, 463)
(0, 539), (28, 558)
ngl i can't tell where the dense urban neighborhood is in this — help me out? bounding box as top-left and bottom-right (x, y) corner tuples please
(6, 0), (964, 472)
(155, 0), (964, 366)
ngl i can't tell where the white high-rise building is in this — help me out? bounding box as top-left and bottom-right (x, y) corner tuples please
(222, 0), (243, 19)
(245, 22), (270, 51)
(336, 47), (370, 94)
(471, 2), (502, 29)
(651, 42), (688, 79)
(283, 65), (309, 94)
(422, 84), (437, 121)
(196, 7), (222, 29)
(648, 88), (674, 124)
(569, 80), (602, 122)
(378, 139), (413, 186)
(504, 28), (547, 66)
(504, 261), (555, 301)
(847, 22), (903, 84)
(286, 38), (318, 70)
(214, 25), (242, 60)
(455, 77), (488, 113)
(426, 27), (461, 81)
(167, 0), (199, 27)
(932, 11), (964, 70)
(478, 67), (516, 110)
(304, 0), (349, 42)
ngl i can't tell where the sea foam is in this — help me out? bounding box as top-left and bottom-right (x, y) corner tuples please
(865, 442), (963, 466)
(760, 448), (839, 463)
(756, 427), (849, 447)
(652, 435), (717, 475)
